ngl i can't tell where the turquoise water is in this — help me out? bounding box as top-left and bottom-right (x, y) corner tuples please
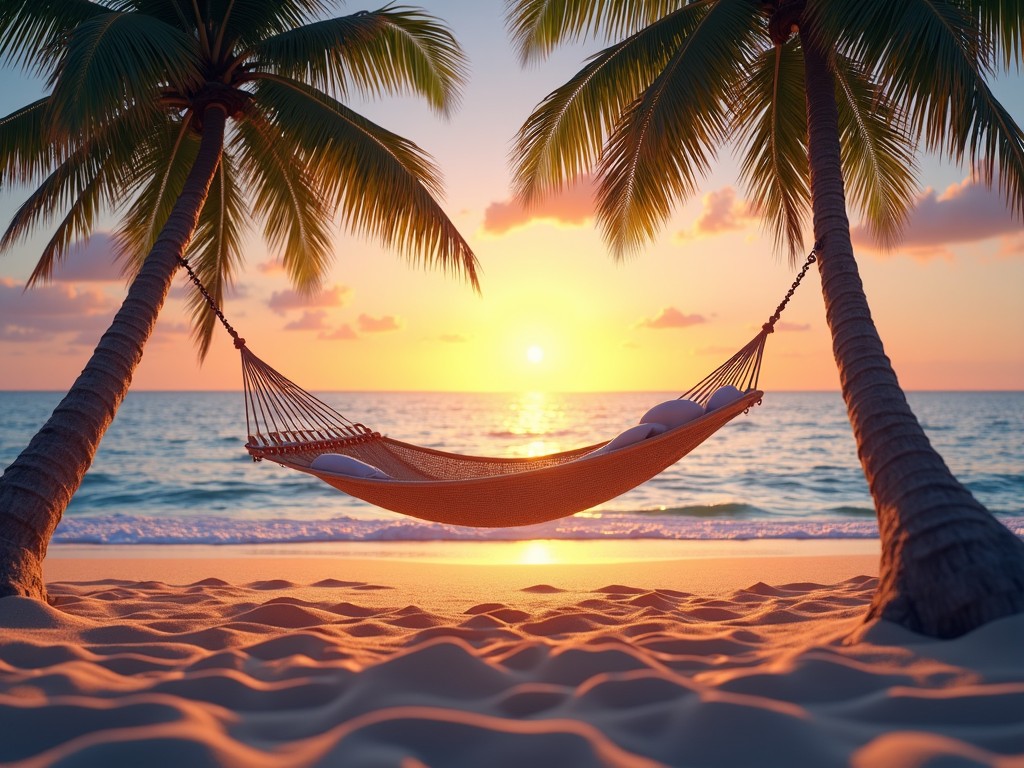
(1, 391), (1021, 543)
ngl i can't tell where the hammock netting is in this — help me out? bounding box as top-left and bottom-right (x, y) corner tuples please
(179, 246), (818, 527)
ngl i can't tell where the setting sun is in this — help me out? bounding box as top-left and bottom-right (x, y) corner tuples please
(526, 345), (544, 365)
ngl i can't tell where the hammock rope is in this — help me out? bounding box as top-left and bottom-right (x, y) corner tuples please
(176, 244), (819, 527)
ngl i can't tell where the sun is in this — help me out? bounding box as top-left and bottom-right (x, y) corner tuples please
(526, 345), (544, 365)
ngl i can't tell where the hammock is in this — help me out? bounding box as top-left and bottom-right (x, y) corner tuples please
(180, 247), (818, 528)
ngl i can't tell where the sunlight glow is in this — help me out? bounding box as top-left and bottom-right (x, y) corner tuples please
(519, 541), (556, 565)
(526, 345), (544, 364)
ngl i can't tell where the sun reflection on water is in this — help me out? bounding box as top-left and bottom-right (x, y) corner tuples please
(502, 391), (571, 458)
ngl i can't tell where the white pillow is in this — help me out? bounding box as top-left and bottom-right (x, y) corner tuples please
(640, 399), (704, 429)
(706, 385), (745, 412)
(594, 422), (667, 455)
(310, 453), (391, 479)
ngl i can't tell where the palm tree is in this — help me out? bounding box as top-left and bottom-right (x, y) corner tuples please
(505, 0), (1024, 638)
(0, 0), (479, 600)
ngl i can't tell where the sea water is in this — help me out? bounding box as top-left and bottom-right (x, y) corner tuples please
(1, 391), (1021, 544)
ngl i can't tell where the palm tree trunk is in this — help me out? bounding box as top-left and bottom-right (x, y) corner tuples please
(0, 105), (228, 601)
(800, 31), (1024, 638)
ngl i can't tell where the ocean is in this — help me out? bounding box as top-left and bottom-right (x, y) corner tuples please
(1, 391), (1021, 544)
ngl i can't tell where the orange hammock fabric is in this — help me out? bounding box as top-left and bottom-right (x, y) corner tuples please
(180, 248), (818, 528)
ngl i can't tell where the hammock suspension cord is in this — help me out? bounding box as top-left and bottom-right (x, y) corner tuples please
(176, 243), (819, 465)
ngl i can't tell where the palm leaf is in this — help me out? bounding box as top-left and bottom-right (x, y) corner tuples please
(506, 0), (690, 63)
(208, 0), (330, 52)
(116, 117), (201, 272)
(234, 109), (333, 293)
(958, 78), (1024, 218)
(1, 107), (146, 282)
(831, 52), (919, 249)
(513, 5), (707, 203)
(0, 97), (62, 186)
(249, 75), (480, 289)
(811, 0), (981, 150)
(48, 11), (203, 133)
(816, 0), (1024, 218)
(253, 7), (467, 115)
(734, 38), (810, 259)
(0, 0), (106, 76)
(597, 0), (760, 256)
(966, 0), (1024, 69)
(185, 148), (247, 359)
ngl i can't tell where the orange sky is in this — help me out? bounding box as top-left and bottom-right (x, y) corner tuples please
(1, 1), (1022, 393)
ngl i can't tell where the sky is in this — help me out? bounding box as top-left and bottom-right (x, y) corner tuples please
(1, 0), (1022, 393)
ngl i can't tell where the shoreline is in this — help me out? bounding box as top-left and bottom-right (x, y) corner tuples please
(43, 542), (882, 609)
(45, 536), (882, 561)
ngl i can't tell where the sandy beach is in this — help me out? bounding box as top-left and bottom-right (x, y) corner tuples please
(0, 543), (1019, 767)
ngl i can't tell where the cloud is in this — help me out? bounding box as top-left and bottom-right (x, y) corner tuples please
(0, 277), (118, 343)
(268, 284), (352, 314)
(637, 307), (706, 330)
(284, 310), (329, 331)
(439, 333), (468, 343)
(257, 260), (285, 275)
(482, 175), (596, 235)
(357, 313), (402, 333)
(775, 321), (810, 332)
(677, 187), (759, 240)
(998, 234), (1024, 257)
(852, 176), (1022, 258)
(320, 323), (358, 341)
(49, 232), (124, 282)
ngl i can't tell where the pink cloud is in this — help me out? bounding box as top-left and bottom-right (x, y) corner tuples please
(0, 277), (118, 343)
(637, 307), (706, 330)
(268, 284), (352, 314)
(284, 310), (329, 331)
(50, 232), (124, 282)
(257, 260), (285, 275)
(320, 324), (358, 341)
(852, 176), (1022, 258)
(483, 176), (596, 235)
(998, 234), (1024, 256)
(679, 187), (760, 239)
(357, 313), (401, 333)
(775, 321), (810, 332)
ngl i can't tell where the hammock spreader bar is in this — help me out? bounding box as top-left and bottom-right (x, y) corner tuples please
(175, 244), (819, 526)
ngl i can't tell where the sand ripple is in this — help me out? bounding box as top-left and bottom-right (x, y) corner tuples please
(1, 575), (1022, 766)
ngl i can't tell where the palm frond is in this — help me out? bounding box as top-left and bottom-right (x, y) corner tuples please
(0, 0), (106, 76)
(513, 5), (706, 204)
(116, 117), (201, 272)
(253, 7), (468, 115)
(958, 78), (1024, 219)
(185, 148), (248, 359)
(210, 0), (330, 51)
(250, 75), (480, 289)
(505, 0), (690, 64)
(966, 0), (1024, 69)
(1, 108), (144, 283)
(811, 0), (982, 150)
(815, 0), (1023, 219)
(0, 97), (62, 187)
(831, 52), (919, 249)
(234, 109), (333, 294)
(734, 39), (810, 259)
(48, 11), (202, 133)
(28, 166), (112, 286)
(596, 0), (760, 257)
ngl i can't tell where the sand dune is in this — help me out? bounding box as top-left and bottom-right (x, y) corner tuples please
(1, 556), (1022, 767)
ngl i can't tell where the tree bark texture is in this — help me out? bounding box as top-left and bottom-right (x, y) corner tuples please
(0, 106), (228, 601)
(800, 32), (1024, 638)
